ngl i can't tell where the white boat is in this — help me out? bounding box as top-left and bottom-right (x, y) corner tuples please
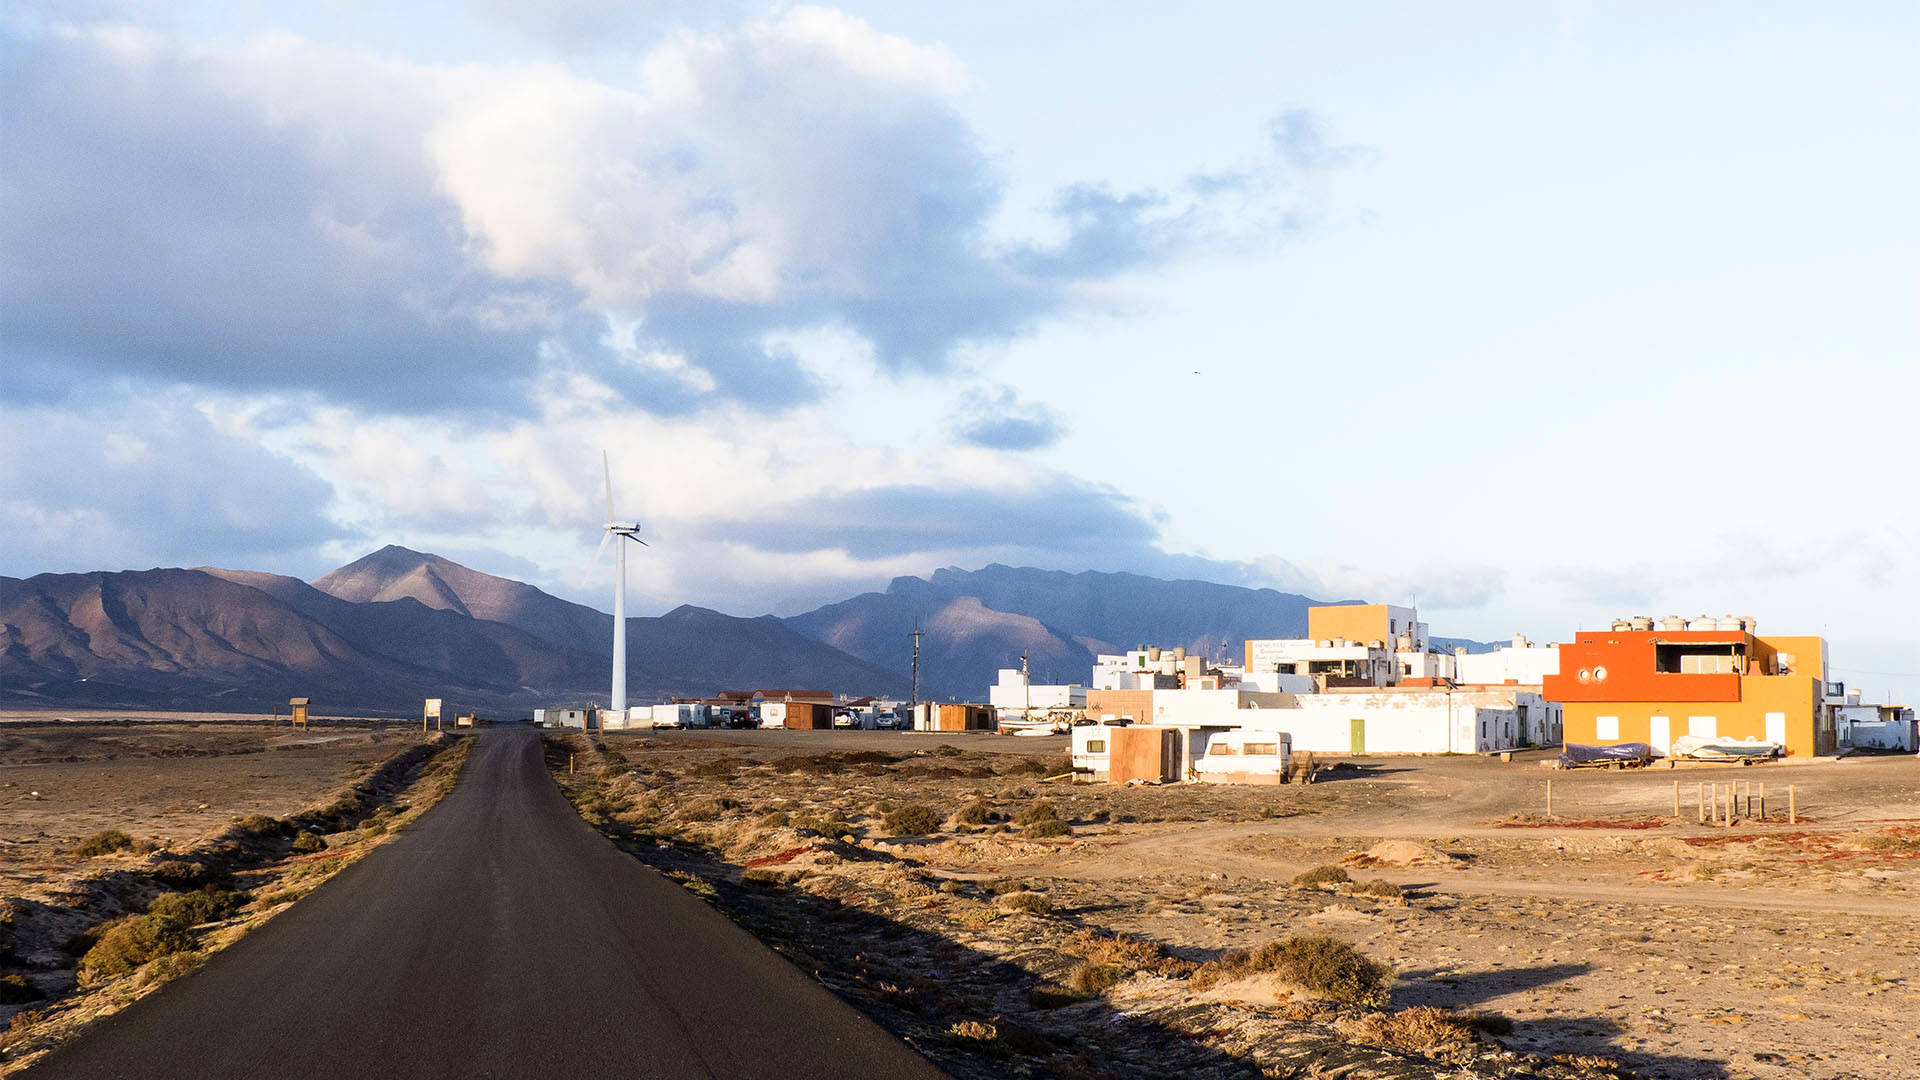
(1670, 734), (1782, 761)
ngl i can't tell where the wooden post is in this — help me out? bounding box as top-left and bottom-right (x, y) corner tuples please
(569, 753), (575, 775)
(1789, 785), (1796, 825)
(1698, 782), (1706, 824)
(1546, 778), (1553, 818)
(1673, 779), (1680, 818)
(1759, 782), (1766, 821)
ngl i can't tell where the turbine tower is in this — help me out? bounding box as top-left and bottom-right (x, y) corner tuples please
(592, 451), (646, 719)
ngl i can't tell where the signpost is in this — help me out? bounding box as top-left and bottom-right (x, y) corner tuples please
(424, 698), (442, 734)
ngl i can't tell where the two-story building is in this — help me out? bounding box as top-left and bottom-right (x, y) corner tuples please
(1543, 616), (1836, 757)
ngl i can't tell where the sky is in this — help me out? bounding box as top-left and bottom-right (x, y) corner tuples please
(3, 2), (1919, 698)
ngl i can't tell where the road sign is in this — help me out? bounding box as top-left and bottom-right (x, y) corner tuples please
(425, 699), (442, 718)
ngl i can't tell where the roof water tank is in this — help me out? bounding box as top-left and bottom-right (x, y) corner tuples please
(1630, 616), (1654, 631)
(1716, 616), (1743, 631)
(1147, 647), (1161, 661)
(1739, 616), (1757, 634)
(1611, 620), (1632, 632)
(1173, 646), (1186, 661)
(1688, 615), (1716, 631)
(1660, 616), (1687, 631)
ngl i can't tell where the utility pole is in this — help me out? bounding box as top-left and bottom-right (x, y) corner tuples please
(910, 629), (922, 712)
(1021, 649), (1031, 722)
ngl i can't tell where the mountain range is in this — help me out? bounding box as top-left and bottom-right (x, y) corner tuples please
(0, 546), (1469, 714)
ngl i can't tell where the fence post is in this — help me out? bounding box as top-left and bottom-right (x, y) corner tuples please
(1673, 780), (1680, 818)
(1546, 778), (1553, 818)
(1759, 782), (1766, 821)
(1789, 785), (1796, 825)
(1697, 782), (1706, 824)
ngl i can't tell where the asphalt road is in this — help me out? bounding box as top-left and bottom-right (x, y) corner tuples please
(30, 728), (947, 1079)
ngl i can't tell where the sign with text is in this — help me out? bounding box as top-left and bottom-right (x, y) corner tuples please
(424, 698), (443, 718)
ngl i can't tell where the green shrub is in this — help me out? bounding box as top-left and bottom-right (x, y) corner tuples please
(290, 831), (326, 854)
(0, 975), (42, 1004)
(78, 914), (194, 980)
(1024, 818), (1071, 839)
(1292, 864), (1350, 888)
(148, 889), (248, 925)
(995, 891), (1053, 916)
(759, 810), (792, 828)
(883, 805), (943, 836)
(796, 816), (853, 837)
(77, 830), (134, 857)
(956, 800), (997, 825)
(360, 818), (388, 836)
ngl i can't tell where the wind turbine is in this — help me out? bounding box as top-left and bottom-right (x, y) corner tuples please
(590, 451), (646, 720)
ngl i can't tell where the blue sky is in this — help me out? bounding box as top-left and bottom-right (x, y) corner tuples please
(3, 3), (1918, 699)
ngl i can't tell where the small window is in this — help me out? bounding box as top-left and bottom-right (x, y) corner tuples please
(1244, 742), (1279, 756)
(1210, 743), (1238, 756)
(1086, 739), (1106, 753)
(1596, 715), (1620, 740)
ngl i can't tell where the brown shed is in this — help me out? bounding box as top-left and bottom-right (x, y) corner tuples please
(777, 701), (835, 730)
(1108, 726), (1177, 784)
(934, 704), (995, 732)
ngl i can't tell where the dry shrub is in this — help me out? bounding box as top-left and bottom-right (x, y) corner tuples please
(770, 755), (844, 776)
(742, 868), (790, 887)
(947, 1019), (997, 1043)
(1066, 961), (1128, 995)
(797, 815), (854, 837)
(995, 891), (1053, 916)
(884, 805), (943, 836)
(1292, 864), (1350, 888)
(76, 830), (134, 857)
(78, 914), (194, 981)
(1860, 832), (1920, 853)
(1351, 878), (1404, 902)
(680, 797), (743, 822)
(999, 756), (1061, 777)
(895, 764), (966, 780)
(1014, 802), (1060, 827)
(1338, 1006), (1473, 1052)
(0, 975), (42, 1004)
(290, 831), (326, 854)
(1023, 818), (1071, 839)
(1189, 935), (1390, 1005)
(149, 859), (218, 889)
(690, 758), (751, 778)
(148, 889), (248, 925)
(1066, 929), (1196, 978)
(759, 810), (792, 828)
(235, 814), (287, 837)
(955, 800), (998, 825)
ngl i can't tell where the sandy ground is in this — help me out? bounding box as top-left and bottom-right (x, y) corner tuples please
(557, 732), (1920, 1080)
(0, 721), (440, 851)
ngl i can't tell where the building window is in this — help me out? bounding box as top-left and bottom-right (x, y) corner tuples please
(1596, 715), (1620, 740)
(1244, 743), (1278, 756)
(1086, 739), (1106, 753)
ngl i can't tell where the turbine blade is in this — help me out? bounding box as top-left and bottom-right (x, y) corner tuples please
(602, 450), (614, 523)
(587, 530), (612, 577)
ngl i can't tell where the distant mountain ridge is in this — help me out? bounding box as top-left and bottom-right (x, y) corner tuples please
(1, 548), (1487, 714)
(1, 547), (905, 713)
(783, 564), (1353, 700)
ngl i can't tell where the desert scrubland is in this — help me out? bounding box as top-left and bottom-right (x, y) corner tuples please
(0, 719), (467, 1070)
(550, 729), (1920, 1080)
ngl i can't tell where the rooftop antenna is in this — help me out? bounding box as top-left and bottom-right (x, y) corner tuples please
(589, 450), (647, 721)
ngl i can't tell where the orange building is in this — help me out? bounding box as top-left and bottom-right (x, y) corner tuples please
(1544, 620), (1835, 757)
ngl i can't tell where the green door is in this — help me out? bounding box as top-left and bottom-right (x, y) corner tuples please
(1349, 717), (1366, 755)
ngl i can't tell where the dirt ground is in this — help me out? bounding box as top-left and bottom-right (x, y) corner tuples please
(0, 718), (465, 1070)
(555, 731), (1920, 1080)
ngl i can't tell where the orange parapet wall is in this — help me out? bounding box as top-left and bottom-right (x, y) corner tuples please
(1306, 605), (1392, 645)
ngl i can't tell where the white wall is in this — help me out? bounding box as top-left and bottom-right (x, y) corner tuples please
(1456, 645), (1561, 685)
(989, 669), (1088, 711)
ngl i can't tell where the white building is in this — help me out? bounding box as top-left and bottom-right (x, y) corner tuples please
(989, 668), (1089, 716)
(1455, 636), (1561, 685)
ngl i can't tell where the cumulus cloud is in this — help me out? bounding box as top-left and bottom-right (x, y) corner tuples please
(0, 11), (1328, 418)
(955, 385), (1063, 451)
(0, 395), (343, 576)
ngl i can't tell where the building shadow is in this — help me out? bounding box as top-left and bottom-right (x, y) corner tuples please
(1394, 962), (1592, 1009)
